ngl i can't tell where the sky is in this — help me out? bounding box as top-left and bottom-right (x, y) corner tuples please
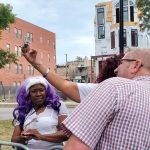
(1, 0), (108, 65)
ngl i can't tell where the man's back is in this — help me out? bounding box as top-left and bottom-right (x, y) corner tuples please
(63, 76), (150, 150)
(96, 76), (150, 149)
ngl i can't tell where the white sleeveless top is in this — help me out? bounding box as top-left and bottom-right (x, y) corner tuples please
(18, 101), (68, 150)
(77, 83), (98, 101)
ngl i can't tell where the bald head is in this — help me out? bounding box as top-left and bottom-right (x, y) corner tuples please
(126, 47), (150, 70)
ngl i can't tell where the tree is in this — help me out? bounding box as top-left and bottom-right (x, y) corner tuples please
(0, 3), (17, 68)
(76, 56), (83, 61)
(136, 0), (150, 31)
(0, 49), (17, 68)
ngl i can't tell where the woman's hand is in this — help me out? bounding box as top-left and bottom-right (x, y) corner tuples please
(21, 131), (33, 141)
(21, 45), (38, 65)
(24, 129), (42, 140)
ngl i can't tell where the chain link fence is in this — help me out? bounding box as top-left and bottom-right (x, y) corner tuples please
(0, 86), (17, 103)
(0, 86), (67, 103)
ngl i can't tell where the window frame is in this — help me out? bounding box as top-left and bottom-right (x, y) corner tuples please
(115, 0), (134, 23)
(111, 31), (115, 49)
(131, 29), (138, 47)
(97, 7), (105, 39)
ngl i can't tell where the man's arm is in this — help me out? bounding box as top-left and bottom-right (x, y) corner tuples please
(21, 47), (80, 102)
(64, 135), (91, 150)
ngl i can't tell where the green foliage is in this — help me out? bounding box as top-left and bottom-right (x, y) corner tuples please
(0, 48), (18, 69)
(0, 3), (15, 30)
(76, 56), (83, 61)
(0, 3), (17, 68)
(136, 0), (150, 31)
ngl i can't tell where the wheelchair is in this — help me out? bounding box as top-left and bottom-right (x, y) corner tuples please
(0, 140), (29, 150)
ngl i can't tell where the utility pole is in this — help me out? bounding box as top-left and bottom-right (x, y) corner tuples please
(65, 54), (68, 78)
(119, 0), (124, 54)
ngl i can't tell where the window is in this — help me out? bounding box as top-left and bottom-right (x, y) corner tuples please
(28, 65), (31, 75)
(18, 47), (22, 57)
(40, 36), (43, 43)
(15, 64), (19, 74)
(5, 64), (10, 71)
(131, 29), (138, 46)
(19, 64), (23, 74)
(47, 39), (50, 48)
(14, 28), (22, 39)
(30, 33), (33, 42)
(97, 7), (105, 39)
(111, 31), (115, 49)
(5, 27), (10, 33)
(6, 44), (10, 52)
(14, 28), (17, 37)
(15, 46), (18, 56)
(32, 66), (34, 75)
(17, 82), (21, 87)
(48, 53), (50, 62)
(116, 0), (134, 23)
(124, 0), (128, 6)
(97, 8), (105, 25)
(26, 32), (33, 42)
(13, 81), (17, 87)
(130, 6), (134, 22)
(116, 8), (120, 23)
(18, 29), (22, 39)
(123, 29), (127, 46)
(98, 26), (105, 39)
(14, 46), (22, 57)
(118, 29), (127, 47)
(123, 7), (128, 22)
(27, 32), (30, 38)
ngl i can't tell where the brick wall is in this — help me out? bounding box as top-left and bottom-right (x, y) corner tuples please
(0, 17), (56, 86)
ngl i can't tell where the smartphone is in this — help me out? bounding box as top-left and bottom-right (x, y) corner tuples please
(22, 36), (31, 48)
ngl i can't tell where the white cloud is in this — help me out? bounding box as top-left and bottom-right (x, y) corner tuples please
(1, 0), (102, 64)
(75, 36), (94, 45)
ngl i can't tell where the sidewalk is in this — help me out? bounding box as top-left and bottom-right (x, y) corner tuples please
(0, 100), (78, 120)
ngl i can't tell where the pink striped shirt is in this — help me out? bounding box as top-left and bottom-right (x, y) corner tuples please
(62, 76), (150, 150)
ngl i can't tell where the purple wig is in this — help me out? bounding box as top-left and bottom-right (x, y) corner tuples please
(13, 76), (61, 126)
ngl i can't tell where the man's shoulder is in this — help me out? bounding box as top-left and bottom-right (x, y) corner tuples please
(99, 77), (138, 94)
(104, 77), (131, 84)
(103, 77), (146, 89)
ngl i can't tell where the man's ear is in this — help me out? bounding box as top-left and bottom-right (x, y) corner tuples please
(130, 59), (142, 74)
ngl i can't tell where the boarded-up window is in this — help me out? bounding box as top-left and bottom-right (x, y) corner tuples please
(131, 29), (138, 46)
(130, 6), (134, 21)
(111, 31), (115, 49)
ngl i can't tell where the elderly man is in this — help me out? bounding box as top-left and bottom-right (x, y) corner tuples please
(62, 48), (150, 150)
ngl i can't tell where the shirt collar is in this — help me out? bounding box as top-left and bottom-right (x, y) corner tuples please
(133, 75), (150, 81)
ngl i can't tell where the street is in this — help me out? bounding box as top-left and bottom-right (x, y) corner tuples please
(0, 101), (78, 120)
(0, 107), (14, 120)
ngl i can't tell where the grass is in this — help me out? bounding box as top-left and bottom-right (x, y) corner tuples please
(0, 120), (14, 150)
(0, 120), (13, 141)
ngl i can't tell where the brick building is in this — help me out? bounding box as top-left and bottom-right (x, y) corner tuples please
(0, 17), (56, 87)
(94, 0), (150, 76)
(56, 57), (96, 83)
